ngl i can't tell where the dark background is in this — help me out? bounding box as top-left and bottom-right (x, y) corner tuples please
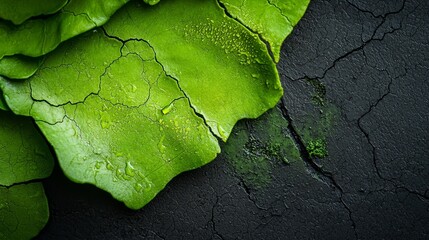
(36, 0), (429, 239)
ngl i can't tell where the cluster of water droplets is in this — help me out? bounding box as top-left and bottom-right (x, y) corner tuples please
(93, 157), (154, 194)
(182, 18), (263, 66)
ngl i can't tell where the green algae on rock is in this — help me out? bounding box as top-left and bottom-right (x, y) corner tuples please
(306, 139), (328, 158)
(222, 108), (300, 189)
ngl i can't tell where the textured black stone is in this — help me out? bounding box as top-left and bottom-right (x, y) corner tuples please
(36, 0), (429, 239)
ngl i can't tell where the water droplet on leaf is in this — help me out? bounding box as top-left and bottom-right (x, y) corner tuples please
(125, 161), (135, 177)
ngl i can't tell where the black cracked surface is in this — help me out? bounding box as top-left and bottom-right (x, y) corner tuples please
(35, 0), (429, 239)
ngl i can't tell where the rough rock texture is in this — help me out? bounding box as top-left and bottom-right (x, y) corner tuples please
(36, 0), (428, 239)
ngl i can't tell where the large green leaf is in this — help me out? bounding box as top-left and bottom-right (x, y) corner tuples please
(0, 110), (54, 186)
(0, 110), (53, 239)
(0, 0), (291, 209)
(105, 0), (283, 140)
(0, 31), (221, 209)
(0, 183), (49, 240)
(0, 0), (68, 25)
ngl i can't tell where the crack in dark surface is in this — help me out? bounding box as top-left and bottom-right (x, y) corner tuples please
(346, 0), (405, 19)
(231, 173), (269, 211)
(292, 0), (406, 83)
(147, 230), (166, 240)
(209, 193), (226, 240)
(279, 99), (358, 239)
(357, 69), (429, 201)
(357, 72), (395, 182)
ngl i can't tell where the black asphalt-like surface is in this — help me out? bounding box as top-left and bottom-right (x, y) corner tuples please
(36, 0), (429, 239)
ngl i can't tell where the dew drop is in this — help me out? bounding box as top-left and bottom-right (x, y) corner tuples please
(134, 183), (143, 192)
(106, 161), (114, 170)
(101, 120), (111, 129)
(116, 169), (123, 179)
(95, 162), (102, 169)
(157, 135), (166, 153)
(131, 84), (137, 92)
(125, 161), (135, 177)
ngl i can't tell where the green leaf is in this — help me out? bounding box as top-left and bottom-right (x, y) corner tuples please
(0, 0), (310, 211)
(0, 0), (129, 60)
(0, 55), (43, 80)
(219, 0), (310, 62)
(0, 110), (54, 187)
(0, 110), (53, 239)
(0, 0), (292, 209)
(0, 183), (49, 240)
(0, 0), (68, 25)
(0, 31), (221, 209)
(105, 0), (283, 140)
(0, 91), (8, 111)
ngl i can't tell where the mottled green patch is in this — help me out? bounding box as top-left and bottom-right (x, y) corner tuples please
(254, 108), (301, 164)
(222, 108), (300, 189)
(299, 79), (338, 159)
(306, 139), (328, 158)
(222, 127), (272, 189)
(306, 78), (326, 106)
